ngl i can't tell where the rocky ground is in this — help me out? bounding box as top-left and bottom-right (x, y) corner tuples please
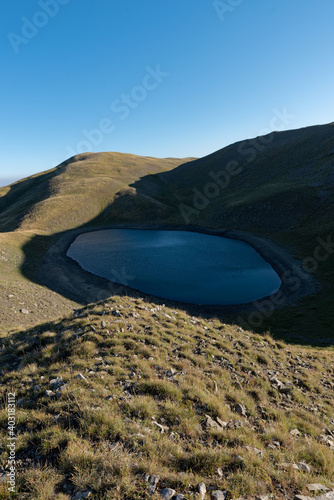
(1, 295), (333, 499)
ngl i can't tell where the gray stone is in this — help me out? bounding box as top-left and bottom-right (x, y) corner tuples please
(307, 485), (330, 493)
(296, 462), (311, 472)
(217, 467), (224, 477)
(234, 403), (247, 417)
(19, 309), (29, 314)
(148, 475), (160, 495)
(160, 488), (176, 499)
(290, 428), (300, 436)
(197, 482), (206, 499)
(101, 321), (107, 328)
(73, 492), (92, 500)
(45, 390), (55, 397)
(211, 491), (227, 499)
(216, 417), (227, 428)
(245, 445), (263, 458)
(152, 421), (169, 433)
(175, 495), (186, 500)
(205, 415), (221, 429)
(75, 373), (88, 382)
(49, 376), (63, 389)
(317, 434), (334, 447)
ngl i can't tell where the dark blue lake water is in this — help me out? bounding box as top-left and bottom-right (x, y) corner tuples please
(67, 229), (281, 305)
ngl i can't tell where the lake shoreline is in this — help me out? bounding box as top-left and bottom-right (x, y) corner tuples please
(40, 223), (318, 317)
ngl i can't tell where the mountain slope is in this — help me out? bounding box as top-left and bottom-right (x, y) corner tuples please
(157, 123), (334, 236)
(0, 296), (333, 499)
(0, 153), (192, 234)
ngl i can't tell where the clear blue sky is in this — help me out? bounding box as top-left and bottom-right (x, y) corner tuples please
(1, 0), (334, 185)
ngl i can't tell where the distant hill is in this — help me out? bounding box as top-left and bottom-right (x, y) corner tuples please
(1, 124), (333, 238)
(0, 152), (194, 233)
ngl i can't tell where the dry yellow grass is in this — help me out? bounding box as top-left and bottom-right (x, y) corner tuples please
(1, 296), (333, 499)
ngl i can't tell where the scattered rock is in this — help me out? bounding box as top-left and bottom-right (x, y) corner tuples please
(73, 492), (92, 500)
(234, 403), (247, 417)
(205, 415), (227, 430)
(49, 376), (63, 389)
(307, 485), (330, 493)
(45, 390), (55, 397)
(53, 414), (61, 423)
(175, 495), (186, 500)
(211, 491), (227, 499)
(112, 309), (122, 317)
(296, 462), (311, 472)
(269, 376), (285, 390)
(152, 420), (169, 433)
(101, 321), (107, 328)
(290, 428), (300, 436)
(160, 488), (176, 499)
(216, 417), (228, 428)
(166, 368), (176, 377)
(147, 475), (160, 495)
(317, 434), (334, 447)
(197, 482), (206, 499)
(75, 373), (88, 382)
(217, 467), (224, 478)
(245, 446), (263, 458)
(205, 415), (222, 430)
(19, 309), (29, 314)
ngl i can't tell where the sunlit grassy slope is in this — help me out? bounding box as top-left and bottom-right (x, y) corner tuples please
(0, 153), (193, 233)
(0, 297), (333, 499)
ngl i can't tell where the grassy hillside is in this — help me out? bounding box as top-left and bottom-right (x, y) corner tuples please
(1, 297), (333, 499)
(0, 153), (192, 234)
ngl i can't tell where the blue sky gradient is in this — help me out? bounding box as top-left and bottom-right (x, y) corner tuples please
(1, 0), (334, 184)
